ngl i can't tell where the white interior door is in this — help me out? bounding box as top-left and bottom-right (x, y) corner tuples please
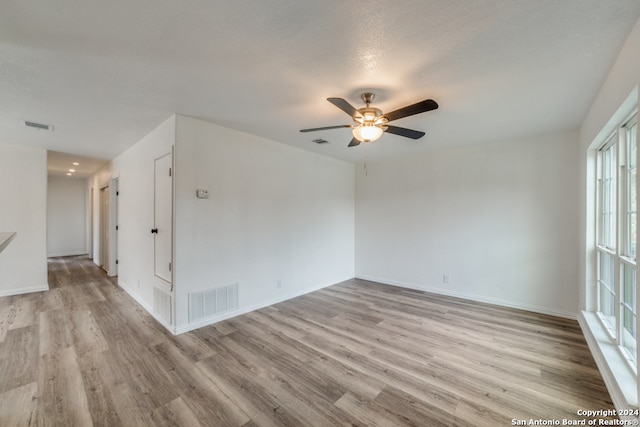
(154, 153), (173, 283)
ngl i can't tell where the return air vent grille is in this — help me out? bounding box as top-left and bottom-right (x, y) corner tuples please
(188, 283), (238, 323)
(23, 120), (53, 131)
(312, 138), (329, 144)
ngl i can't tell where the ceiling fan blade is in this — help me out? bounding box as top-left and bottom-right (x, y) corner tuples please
(384, 99), (438, 122)
(384, 125), (426, 140)
(300, 125), (351, 133)
(327, 98), (360, 118)
(348, 138), (360, 147)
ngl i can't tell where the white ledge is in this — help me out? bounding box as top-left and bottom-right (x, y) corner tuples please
(579, 310), (638, 410)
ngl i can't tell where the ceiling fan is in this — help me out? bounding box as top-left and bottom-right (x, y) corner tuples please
(300, 93), (438, 147)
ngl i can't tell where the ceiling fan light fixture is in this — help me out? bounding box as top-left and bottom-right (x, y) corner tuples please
(353, 123), (384, 142)
(300, 93), (438, 147)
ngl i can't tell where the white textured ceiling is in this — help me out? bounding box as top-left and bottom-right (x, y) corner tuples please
(1, 1), (639, 167)
(47, 151), (107, 178)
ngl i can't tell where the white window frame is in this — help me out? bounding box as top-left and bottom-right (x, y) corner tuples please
(595, 109), (638, 370)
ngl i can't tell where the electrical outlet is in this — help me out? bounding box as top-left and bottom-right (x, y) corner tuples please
(277, 280), (282, 289)
(443, 275), (450, 284)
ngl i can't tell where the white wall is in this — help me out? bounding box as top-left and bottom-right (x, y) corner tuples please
(88, 115), (176, 320)
(173, 115), (355, 332)
(47, 175), (87, 257)
(355, 131), (580, 317)
(0, 143), (48, 296)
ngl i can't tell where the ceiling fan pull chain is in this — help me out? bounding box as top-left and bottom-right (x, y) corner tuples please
(364, 143), (368, 176)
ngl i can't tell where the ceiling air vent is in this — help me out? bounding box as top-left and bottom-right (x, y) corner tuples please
(23, 120), (53, 131)
(312, 138), (329, 144)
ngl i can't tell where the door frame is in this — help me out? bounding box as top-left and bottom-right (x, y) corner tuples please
(153, 150), (174, 289)
(99, 185), (109, 271)
(89, 187), (94, 260)
(108, 176), (119, 277)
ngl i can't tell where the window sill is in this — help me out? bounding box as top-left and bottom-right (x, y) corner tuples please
(579, 311), (638, 409)
(620, 255), (636, 266)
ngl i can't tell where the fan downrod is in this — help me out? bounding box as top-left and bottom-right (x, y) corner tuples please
(360, 92), (375, 106)
(360, 92), (376, 107)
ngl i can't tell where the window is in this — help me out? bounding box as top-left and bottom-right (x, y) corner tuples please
(599, 138), (616, 250)
(628, 120), (638, 259)
(622, 263), (636, 360)
(596, 110), (638, 365)
(597, 251), (616, 332)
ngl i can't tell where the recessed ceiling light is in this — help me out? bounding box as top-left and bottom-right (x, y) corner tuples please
(72, 162), (79, 166)
(69, 169), (75, 172)
(66, 173), (72, 176)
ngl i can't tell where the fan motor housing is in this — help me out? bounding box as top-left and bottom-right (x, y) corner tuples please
(355, 107), (385, 124)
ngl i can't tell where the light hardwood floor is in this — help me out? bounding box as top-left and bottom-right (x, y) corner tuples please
(0, 256), (614, 426)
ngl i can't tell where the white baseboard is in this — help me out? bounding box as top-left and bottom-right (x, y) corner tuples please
(173, 275), (353, 335)
(355, 274), (577, 319)
(0, 284), (49, 298)
(116, 272), (575, 336)
(47, 251), (89, 258)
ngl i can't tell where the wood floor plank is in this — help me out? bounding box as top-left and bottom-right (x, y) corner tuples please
(0, 325), (39, 394)
(150, 397), (204, 427)
(289, 322), (462, 415)
(102, 334), (179, 410)
(226, 314), (317, 364)
(58, 280), (105, 311)
(246, 310), (388, 400)
(36, 346), (94, 426)
(0, 382), (38, 427)
(150, 341), (252, 426)
(7, 298), (36, 331)
(39, 308), (73, 356)
(166, 330), (217, 362)
(33, 287), (64, 313)
(211, 320), (238, 336)
(374, 385), (476, 427)
(243, 309), (307, 340)
(76, 350), (124, 427)
(335, 390), (422, 427)
(0, 256), (616, 426)
(67, 309), (109, 356)
(0, 303), (13, 343)
(251, 367), (361, 426)
(105, 381), (157, 426)
(454, 399), (515, 427)
(197, 353), (307, 427)
(219, 330), (362, 425)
